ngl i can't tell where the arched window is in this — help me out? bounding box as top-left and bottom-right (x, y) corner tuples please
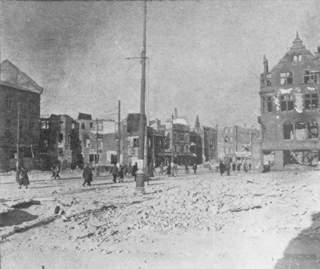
(295, 121), (307, 140)
(283, 122), (294, 140)
(307, 120), (318, 138)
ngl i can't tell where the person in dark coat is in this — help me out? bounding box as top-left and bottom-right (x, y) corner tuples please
(82, 163), (93, 186)
(132, 162), (138, 181)
(18, 164), (30, 189)
(219, 160), (225, 176)
(192, 163), (197, 174)
(112, 164), (118, 183)
(225, 158), (231, 176)
(118, 164), (124, 183)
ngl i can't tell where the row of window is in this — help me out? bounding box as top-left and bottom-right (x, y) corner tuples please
(263, 70), (320, 87)
(5, 118), (37, 130)
(4, 96), (38, 113)
(262, 93), (319, 113)
(283, 120), (318, 140)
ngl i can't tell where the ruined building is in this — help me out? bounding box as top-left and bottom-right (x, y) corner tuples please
(0, 60), (43, 171)
(259, 33), (320, 169)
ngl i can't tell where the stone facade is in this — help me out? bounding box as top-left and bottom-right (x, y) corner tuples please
(0, 60), (43, 171)
(259, 33), (320, 169)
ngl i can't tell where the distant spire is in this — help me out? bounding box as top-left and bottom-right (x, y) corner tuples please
(291, 31), (304, 50)
(195, 115), (200, 132)
(263, 55), (268, 73)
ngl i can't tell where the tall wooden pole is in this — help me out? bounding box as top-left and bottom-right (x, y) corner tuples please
(16, 103), (21, 182)
(117, 100), (121, 163)
(136, 0), (147, 191)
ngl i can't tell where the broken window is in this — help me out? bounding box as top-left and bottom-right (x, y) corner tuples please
(266, 73), (272, 86)
(59, 133), (64, 142)
(5, 95), (13, 111)
(304, 70), (320, 84)
(304, 93), (318, 109)
(307, 120), (318, 138)
(133, 138), (139, 148)
(283, 122), (294, 140)
(280, 95), (294, 111)
(292, 55), (302, 64)
(280, 72), (293, 86)
(295, 121), (307, 140)
(81, 123), (85, 130)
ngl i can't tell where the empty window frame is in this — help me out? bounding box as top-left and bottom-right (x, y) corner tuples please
(280, 95), (294, 111)
(263, 96), (273, 112)
(307, 120), (318, 139)
(295, 121), (307, 140)
(283, 122), (294, 140)
(5, 95), (13, 111)
(304, 71), (320, 84)
(266, 73), (272, 86)
(304, 93), (318, 110)
(280, 72), (293, 86)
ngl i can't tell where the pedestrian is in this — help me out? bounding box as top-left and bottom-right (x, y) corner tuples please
(118, 164), (124, 183)
(243, 159), (248, 173)
(160, 162), (164, 175)
(237, 159), (241, 171)
(232, 161), (236, 172)
(82, 163), (93, 186)
(132, 162), (138, 181)
(51, 161), (61, 180)
(112, 163), (118, 183)
(185, 163), (189, 174)
(225, 158), (231, 176)
(192, 163), (197, 174)
(219, 160), (225, 176)
(18, 163), (30, 189)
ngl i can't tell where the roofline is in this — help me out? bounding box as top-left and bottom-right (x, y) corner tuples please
(0, 81), (43, 95)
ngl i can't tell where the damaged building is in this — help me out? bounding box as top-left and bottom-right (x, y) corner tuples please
(259, 33), (320, 169)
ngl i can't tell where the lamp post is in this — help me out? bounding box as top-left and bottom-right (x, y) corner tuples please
(136, 0), (147, 193)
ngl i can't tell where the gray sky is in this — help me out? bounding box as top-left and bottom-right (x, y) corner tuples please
(1, 0), (319, 128)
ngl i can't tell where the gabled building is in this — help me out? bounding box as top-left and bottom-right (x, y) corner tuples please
(0, 60), (43, 171)
(259, 33), (320, 169)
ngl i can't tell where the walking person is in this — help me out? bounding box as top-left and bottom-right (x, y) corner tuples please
(112, 163), (118, 183)
(18, 163), (30, 189)
(225, 158), (231, 176)
(118, 164), (124, 183)
(192, 163), (197, 175)
(82, 163), (93, 187)
(185, 163), (189, 174)
(132, 162), (138, 181)
(219, 159), (225, 176)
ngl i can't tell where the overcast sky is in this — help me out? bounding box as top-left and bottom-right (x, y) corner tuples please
(1, 0), (319, 128)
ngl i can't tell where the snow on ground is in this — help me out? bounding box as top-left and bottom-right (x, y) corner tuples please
(1, 169), (320, 268)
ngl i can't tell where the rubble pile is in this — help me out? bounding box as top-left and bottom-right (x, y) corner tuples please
(63, 179), (214, 248)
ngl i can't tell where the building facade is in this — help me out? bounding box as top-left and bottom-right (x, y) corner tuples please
(0, 60), (43, 171)
(39, 114), (82, 169)
(203, 126), (218, 162)
(259, 33), (320, 169)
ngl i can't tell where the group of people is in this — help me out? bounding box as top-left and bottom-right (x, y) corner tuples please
(218, 158), (252, 176)
(82, 162), (139, 187)
(157, 161), (198, 176)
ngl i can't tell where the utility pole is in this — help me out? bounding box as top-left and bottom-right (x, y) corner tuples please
(117, 100), (121, 164)
(95, 118), (99, 176)
(15, 103), (21, 182)
(171, 113), (174, 176)
(136, 0), (147, 193)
